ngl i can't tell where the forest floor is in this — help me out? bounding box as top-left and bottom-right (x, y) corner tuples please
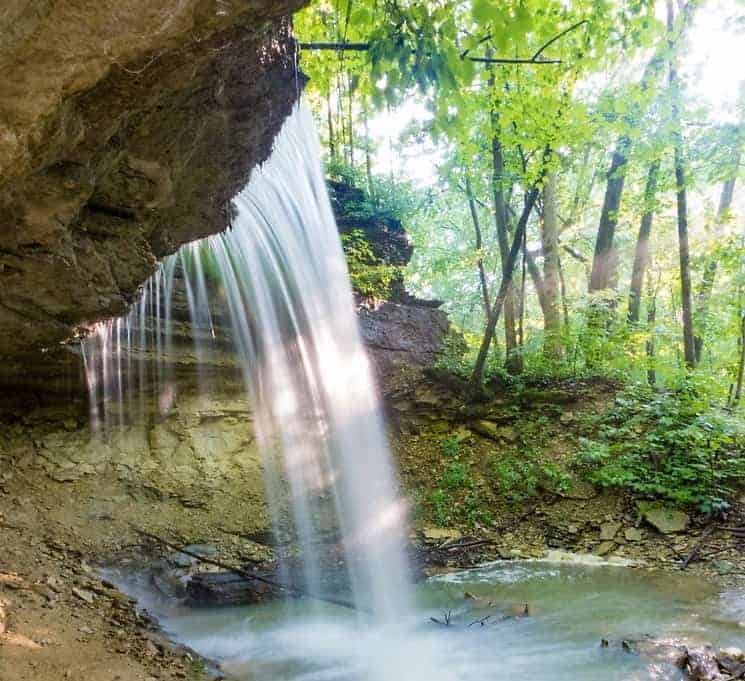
(391, 375), (745, 586)
(2, 377), (745, 680)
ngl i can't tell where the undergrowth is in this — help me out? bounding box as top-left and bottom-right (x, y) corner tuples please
(573, 382), (745, 513)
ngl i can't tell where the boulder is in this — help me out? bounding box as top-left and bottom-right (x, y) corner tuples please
(637, 502), (689, 534)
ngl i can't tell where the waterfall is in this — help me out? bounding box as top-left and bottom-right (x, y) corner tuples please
(81, 102), (411, 621)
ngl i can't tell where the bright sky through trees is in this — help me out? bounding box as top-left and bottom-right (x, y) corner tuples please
(366, 0), (742, 186)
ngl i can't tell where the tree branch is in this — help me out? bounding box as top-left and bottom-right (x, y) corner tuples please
(299, 42), (562, 65)
(531, 19), (588, 61)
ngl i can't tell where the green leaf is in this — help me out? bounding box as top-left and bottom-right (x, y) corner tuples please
(472, 0), (493, 25)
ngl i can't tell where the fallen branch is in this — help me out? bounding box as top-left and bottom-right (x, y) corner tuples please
(131, 527), (363, 613)
(681, 525), (717, 569)
(468, 614), (493, 627)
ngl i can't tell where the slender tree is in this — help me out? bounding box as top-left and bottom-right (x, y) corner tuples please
(469, 186), (541, 397)
(465, 174), (492, 317)
(628, 160), (661, 324)
(541, 171), (564, 357)
(667, 0), (695, 369)
(491, 133), (523, 374)
(589, 55), (665, 296)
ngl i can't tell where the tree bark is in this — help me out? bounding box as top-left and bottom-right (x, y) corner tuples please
(628, 159), (661, 324)
(589, 138), (630, 293)
(542, 171), (564, 357)
(468, 188), (540, 398)
(693, 157), (741, 363)
(668, 0), (696, 369)
(491, 134), (523, 374)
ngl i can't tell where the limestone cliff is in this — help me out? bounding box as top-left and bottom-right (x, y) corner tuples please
(0, 0), (307, 392)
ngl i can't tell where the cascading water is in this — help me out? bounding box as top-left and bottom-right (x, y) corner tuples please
(81, 102), (411, 624)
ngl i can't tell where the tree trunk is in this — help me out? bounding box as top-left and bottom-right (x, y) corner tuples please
(542, 171), (564, 358)
(588, 54), (665, 296)
(326, 89), (336, 158)
(693, 157), (741, 363)
(589, 138), (630, 293)
(668, 0), (695, 369)
(525, 249), (549, 318)
(465, 175), (492, 317)
(628, 159), (661, 324)
(468, 188), (539, 398)
(646, 275), (658, 386)
(734, 315), (745, 407)
(491, 134), (523, 374)
(558, 252), (570, 332)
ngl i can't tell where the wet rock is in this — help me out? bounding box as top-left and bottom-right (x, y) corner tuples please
(358, 301), (449, 392)
(600, 522), (621, 541)
(0, 0), (307, 396)
(718, 648), (745, 677)
(686, 647), (723, 681)
(169, 553), (195, 569)
(637, 502), (689, 534)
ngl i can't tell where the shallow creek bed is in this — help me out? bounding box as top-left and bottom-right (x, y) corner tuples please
(105, 556), (745, 681)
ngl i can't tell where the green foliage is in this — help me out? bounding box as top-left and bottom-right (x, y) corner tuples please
(492, 455), (571, 502)
(574, 384), (745, 512)
(327, 157), (424, 223)
(442, 461), (471, 489)
(429, 489), (454, 526)
(440, 434), (461, 458)
(340, 229), (399, 298)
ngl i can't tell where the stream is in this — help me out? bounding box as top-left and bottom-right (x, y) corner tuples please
(109, 556), (745, 681)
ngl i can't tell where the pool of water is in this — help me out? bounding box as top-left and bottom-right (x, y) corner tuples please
(109, 558), (745, 681)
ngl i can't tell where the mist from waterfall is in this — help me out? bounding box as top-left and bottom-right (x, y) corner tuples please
(81, 102), (411, 622)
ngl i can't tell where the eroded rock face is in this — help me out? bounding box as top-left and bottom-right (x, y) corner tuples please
(358, 299), (450, 394)
(0, 0), (307, 392)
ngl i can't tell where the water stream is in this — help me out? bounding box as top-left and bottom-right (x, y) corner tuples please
(108, 558), (745, 681)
